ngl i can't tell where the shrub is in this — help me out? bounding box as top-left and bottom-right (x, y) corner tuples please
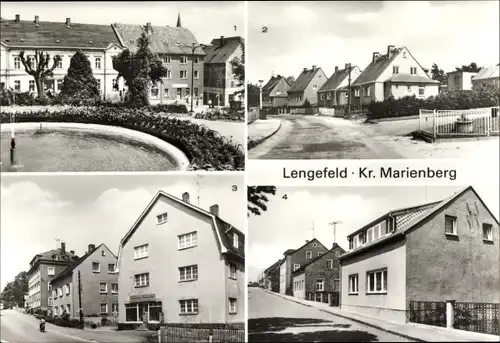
(101, 317), (110, 325)
(91, 323), (97, 329)
(153, 103), (188, 114)
(147, 323), (161, 331)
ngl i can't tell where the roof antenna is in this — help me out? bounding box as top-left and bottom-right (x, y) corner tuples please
(312, 220), (315, 239)
(329, 221), (342, 244)
(193, 175), (202, 206)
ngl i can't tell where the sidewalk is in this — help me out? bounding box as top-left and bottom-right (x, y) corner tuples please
(248, 119), (282, 146)
(266, 290), (500, 342)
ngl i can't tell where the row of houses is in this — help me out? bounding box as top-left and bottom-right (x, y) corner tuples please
(0, 14), (244, 107)
(26, 190), (244, 328)
(262, 186), (499, 324)
(262, 45), (499, 113)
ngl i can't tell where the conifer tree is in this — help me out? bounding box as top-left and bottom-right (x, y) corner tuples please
(59, 51), (100, 105)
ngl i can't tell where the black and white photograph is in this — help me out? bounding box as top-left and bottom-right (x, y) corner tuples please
(247, 1), (499, 160)
(0, 1), (245, 172)
(0, 174), (245, 342)
(247, 185), (500, 342)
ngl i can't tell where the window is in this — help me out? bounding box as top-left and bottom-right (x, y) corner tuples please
(164, 87), (170, 97)
(134, 273), (150, 287)
(403, 52), (407, 58)
(233, 233), (239, 249)
(163, 55), (171, 64)
(48, 297), (52, 306)
(293, 264), (300, 271)
(58, 288), (63, 297)
(348, 274), (359, 294)
(305, 251), (312, 259)
(14, 80), (21, 91)
(327, 92), (331, 100)
(108, 263), (115, 273)
(180, 56), (188, 64)
(95, 57), (101, 69)
(194, 70), (199, 79)
(56, 58), (63, 69)
(359, 232), (366, 245)
(407, 85), (411, 92)
(179, 299), (198, 314)
(393, 66), (399, 74)
(157, 212), (168, 224)
(335, 250), (341, 257)
(229, 263), (237, 279)
(166, 70), (171, 79)
(367, 228), (373, 242)
(320, 94), (325, 100)
(313, 243), (317, 247)
(27, 56), (36, 69)
(54, 307), (58, 316)
(65, 284), (70, 295)
(483, 223), (493, 241)
(410, 67), (417, 75)
(111, 283), (118, 294)
(326, 259), (333, 270)
(66, 304), (71, 315)
(178, 232), (197, 249)
(419, 86), (425, 96)
(318, 252), (323, 256)
(101, 250), (106, 256)
(354, 88), (360, 97)
(186, 88), (190, 97)
(367, 269), (388, 293)
(52, 290), (57, 299)
(48, 267), (55, 276)
(28, 80), (35, 92)
(180, 70), (187, 79)
(48, 284), (52, 291)
(194, 56), (200, 64)
(112, 303), (119, 314)
(134, 244), (149, 259)
(14, 56), (21, 69)
(99, 283), (108, 293)
(112, 78), (119, 91)
(316, 279), (324, 291)
(229, 298), (237, 314)
(92, 262), (100, 272)
(445, 215), (457, 235)
(100, 303), (108, 315)
(179, 265), (198, 281)
(56, 79), (63, 91)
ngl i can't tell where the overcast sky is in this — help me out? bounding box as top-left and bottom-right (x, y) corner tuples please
(0, 174), (244, 291)
(248, 1), (500, 83)
(0, 1), (245, 45)
(248, 184), (500, 282)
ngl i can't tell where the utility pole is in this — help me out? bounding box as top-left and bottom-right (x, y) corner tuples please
(329, 221), (342, 244)
(312, 220), (315, 239)
(78, 271), (83, 329)
(347, 63), (352, 117)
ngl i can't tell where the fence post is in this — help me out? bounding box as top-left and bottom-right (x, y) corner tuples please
(446, 300), (455, 329)
(433, 110), (437, 140)
(418, 109), (421, 132)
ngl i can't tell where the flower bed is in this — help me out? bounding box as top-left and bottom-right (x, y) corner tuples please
(195, 108), (245, 122)
(0, 107), (245, 171)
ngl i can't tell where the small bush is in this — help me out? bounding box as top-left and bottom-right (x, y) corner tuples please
(101, 317), (110, 325)
(147, 323), (161, 331)
(91, 323), (97, 329)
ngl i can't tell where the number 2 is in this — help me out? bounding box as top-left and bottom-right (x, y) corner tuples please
(262, 26), (268, 33)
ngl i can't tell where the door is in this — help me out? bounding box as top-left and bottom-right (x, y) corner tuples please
(138, 303), (149, 322)
(176, 88), (182, 100)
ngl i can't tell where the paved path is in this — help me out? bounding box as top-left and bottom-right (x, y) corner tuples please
(248, 119), (282, 142)
(0, 310), (152, 343)
(248, 287), (411, 342)
(248, 115), (402, 159)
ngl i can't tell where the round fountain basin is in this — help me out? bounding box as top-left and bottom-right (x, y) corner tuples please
(1, 122), (190, 172)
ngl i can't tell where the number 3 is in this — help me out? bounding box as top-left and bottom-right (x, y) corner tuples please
(232, 185), (238, 191)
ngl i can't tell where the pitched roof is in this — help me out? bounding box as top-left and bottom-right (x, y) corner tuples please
(1, 18), (120, 49)
(340, 186), (498, 260)
(111, 23), (205, 55)
(385, 74), (439, 84)
(262, 75), (290, 98)
(117, 191), (244, 269)
(293, 243), (345, 274)
(473, 63), (500, 80)
(318, 66), (358, 92)
(283, 249), (296, 255)
(264, 259), (282, 274)
(288, 67), (323, 93)
(352, 48), (403, 86)
(285, 238), (327, 257)
(204, 36), (243, 64)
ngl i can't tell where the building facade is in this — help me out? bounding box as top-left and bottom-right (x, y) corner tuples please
(287, 66), (327, 107)
(50, 243), (118, 319)
(279, 239), (328, 296)
(447, 70), (477, 91)
(317, 64), (361, 108)
(472, 63), (500, 89)
(351, 45), (439, 105)
(263, 259), (282, 292)
(262, 75), (291, 114)
(116, 191), (244, 328)
(292, 243), (345, 304)
(26, 243), (78, 313)
(0, 15), (124, 101)
(203, 36), (244, 107)
(339, 186), (499, 323)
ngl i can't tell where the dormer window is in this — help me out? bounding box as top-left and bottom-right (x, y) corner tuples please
(233, 233), (239, 249)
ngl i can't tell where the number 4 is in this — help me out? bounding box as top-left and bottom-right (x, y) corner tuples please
(282, 194), (288, 200)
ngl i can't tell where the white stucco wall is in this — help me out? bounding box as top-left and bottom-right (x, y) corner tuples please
(279, 262), (286, 294)
(292, 273), (305, 299)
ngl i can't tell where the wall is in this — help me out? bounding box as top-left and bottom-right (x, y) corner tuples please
(448, 72), (477, 91)
(406, 188), (500, 305)
(225, 256), (245, 322)
(279, 261), (286, 294)
(159, 54), (204, 103)
(377, 47), (429, 83)
(51, 273), (73, 317)
(303, 69), (327, 106)
(38, 262), (72, 311)
(340, 238), (407, 323)
(118, 195), (228, 324)
(386, 83), (439, 100)
(302, 247), (342, 295)
(472, 77), (500, 89)
(292, 273), (306, 299)
(287, 241), (328, 295)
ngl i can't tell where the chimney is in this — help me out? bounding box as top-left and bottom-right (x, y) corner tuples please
(387, 45), (395, 57)
(70, 250), (75, 255)
(345, 63), (351, 70)
(146, 22), (152, 34)
(34, 16), (39, 24)
(61, 242), (66, 255)
(220, 36), (224, 47)
(88, 244), (95, 253)
(303, 68), (307, 72)
(305, 240), (310, 243)
(334, 66), (338, 73)
(209, 204), (219, 217)
(65, 17), (71, 26)
(182, 192), (190, 203)
(15, 14), (20, 22)
(332, 242), (338, 249)
(372, 52), (380, 63)
(312, 65), (317, 70)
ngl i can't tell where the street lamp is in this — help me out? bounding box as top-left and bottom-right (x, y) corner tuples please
(190, 42), (205, 114)
(9, 87), (16, 165)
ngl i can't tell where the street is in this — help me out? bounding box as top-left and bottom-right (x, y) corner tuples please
(248, 115), (499, 160)
(0, 310), (153, 343)
(248, 287), (412, 342)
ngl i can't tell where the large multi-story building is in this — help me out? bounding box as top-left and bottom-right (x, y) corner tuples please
(203, 36), (244, 107)
(0, 14), (124, 101)
(116, 191), (244, 329)
(50, 243), (118, 319)
(26, 242), (78, 313)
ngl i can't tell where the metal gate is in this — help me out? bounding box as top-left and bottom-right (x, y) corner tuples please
(330, 292), (340, 307)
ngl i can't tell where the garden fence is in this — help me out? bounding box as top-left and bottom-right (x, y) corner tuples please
(158, 324), (245, 343)
(409, 300), (447, 328)
(247, 107), (259, 124)
(318, 107), (336, 116)
(419, 106), (499, 139)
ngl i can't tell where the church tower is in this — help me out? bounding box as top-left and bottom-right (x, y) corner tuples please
(176, 13), (182, 28)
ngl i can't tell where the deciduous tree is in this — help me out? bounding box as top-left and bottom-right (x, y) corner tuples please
(431, 63), (447, 84)
(18, 50), (62, 98)
(248, 186), (277, 216)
